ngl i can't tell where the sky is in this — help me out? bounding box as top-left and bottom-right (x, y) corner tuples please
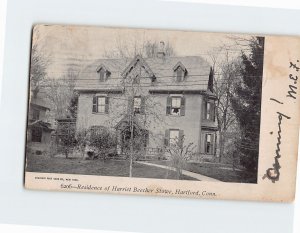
(33, 24), (252, 79)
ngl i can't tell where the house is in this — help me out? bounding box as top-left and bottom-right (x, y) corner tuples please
(75, 45), (218, 161)
(27, 94), (53, 153)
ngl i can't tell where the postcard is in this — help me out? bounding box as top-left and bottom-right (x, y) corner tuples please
(24, 24), (300, 202)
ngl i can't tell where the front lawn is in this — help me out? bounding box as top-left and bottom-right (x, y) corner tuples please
(25, 154), (196, 180)
(150, 160), (257, 183)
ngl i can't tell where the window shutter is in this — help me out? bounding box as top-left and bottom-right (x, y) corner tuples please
(166, 96), (171, 115)
(140, 96), (146, 114)
(179, 130), (184, 147)
(164, 129), (170, 146)
(92, 96), (97, 113)
(105, 96), (109, 113)
(180, 96), (185, 116)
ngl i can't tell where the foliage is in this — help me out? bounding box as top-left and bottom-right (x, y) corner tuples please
(68, 91), (79, 118)
(230, 37), (264, 173)
(88, 126), (118, 158)
(75, 128), (90, 158)
(56, 122), (76, 158)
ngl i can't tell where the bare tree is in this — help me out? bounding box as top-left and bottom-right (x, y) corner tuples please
(210, 50), (241, 163)
(165, 135), (196, 179)
(29, 28), (49, 98)
(43, 68), (78, 119)
(104, 35), (175, 59)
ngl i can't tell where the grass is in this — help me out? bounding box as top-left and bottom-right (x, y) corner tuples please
(150, 160), (257, 183)
(26, 154), (196, 180)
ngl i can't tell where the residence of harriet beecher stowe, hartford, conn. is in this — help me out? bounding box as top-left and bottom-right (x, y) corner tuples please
(75, 44), (218, 161)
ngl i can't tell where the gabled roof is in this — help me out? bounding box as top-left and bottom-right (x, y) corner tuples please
(96, 64), (110, 73)
(173, 61), (187, 71)
(75, 55), (211, 92)
(121, 55), (155, 78)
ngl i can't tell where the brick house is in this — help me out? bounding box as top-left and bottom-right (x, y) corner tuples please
(75, 49), (218, 161)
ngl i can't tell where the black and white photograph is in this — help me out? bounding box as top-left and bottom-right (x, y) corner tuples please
(25, 25), (264, 184)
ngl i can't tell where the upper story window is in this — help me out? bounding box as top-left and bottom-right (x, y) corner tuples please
(173, 62), (187, 82)
(133, 97), (141, 113)
(32, 108), (40, 121)
(171, 97), (181, 115)
(96, 65), (110, 82)
(92, 95), (109, 114)
(176, 67), (184, 82)
(166, 96), (185, 116)
(133, 75), (140, 85)
(128, 96), (145, 114)
(203, 100), (215, 121)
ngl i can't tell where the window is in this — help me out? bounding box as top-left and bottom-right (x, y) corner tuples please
(97, 65), (110, 82)
(31, 128), (42, 142)
(92, 96), (109, 113)
(133, 75), (140, 85)
(204, 133), (214, 154)
(166, 96), (185, 116)
(32, 109), (40, 121)
(204, 101), (215, 121)
(99, 68), (105, 82)
(97, 97), (106, 113)
(169, 129), (179, 145)
(206, 102), (211, 120)
(133, 97), (141, 113)
(173, 62), (187, 82)
(171, 97), (181, 116)
(176, 67), (184, 82)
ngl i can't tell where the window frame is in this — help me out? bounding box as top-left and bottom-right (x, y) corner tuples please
(169, 129), (180, 146)
(204, 133), (214, 155)
(31, 127), (42, 143)
(32, 108), (40, 121)
(133, 96), (142, 114)
(92, 95), (109, 114)
(171, 96), (182, 116)
(99, 68), (106, 81)
(203, 100), (215, 121)
(176, 67), (184, 82)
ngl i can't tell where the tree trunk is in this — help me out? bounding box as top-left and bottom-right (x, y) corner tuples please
(219, 132), (225, 163)
(129, 114), (134, 177)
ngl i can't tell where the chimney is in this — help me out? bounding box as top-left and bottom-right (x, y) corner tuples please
(157, 41), (165, 58)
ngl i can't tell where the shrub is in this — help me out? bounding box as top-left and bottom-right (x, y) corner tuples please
(88, 126), (117, 159)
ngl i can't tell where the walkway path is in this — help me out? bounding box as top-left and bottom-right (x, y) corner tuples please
(136, 161), (222, 182)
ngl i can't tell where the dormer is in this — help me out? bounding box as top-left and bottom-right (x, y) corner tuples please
(173, 62), (187, 82)
(96, 64), (111, 82)
(121, 55), (156, 83)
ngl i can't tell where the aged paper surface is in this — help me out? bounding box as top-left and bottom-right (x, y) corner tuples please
(24, 25), (300, 202)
